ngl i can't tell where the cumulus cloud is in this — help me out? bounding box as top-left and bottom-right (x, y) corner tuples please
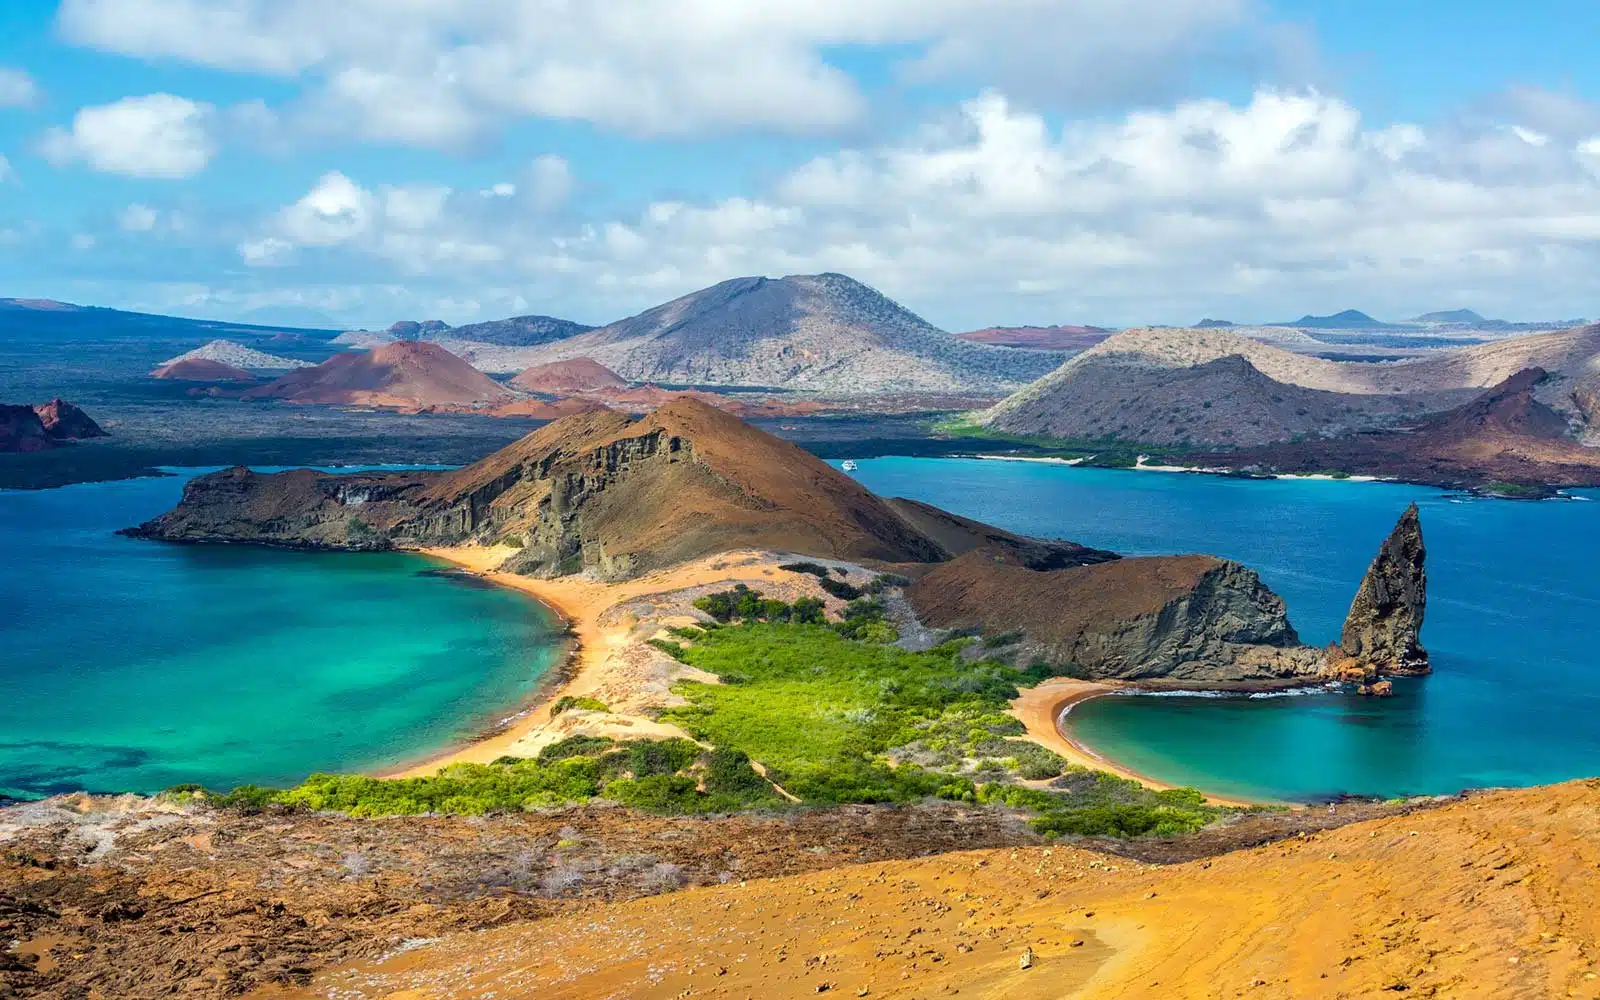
(56, 0), (1291, 142)
(0, 154), (14, 183)
(40, 94), (215, 179)
(223, 88), (1600, 326)
(0, 68), (39, 107)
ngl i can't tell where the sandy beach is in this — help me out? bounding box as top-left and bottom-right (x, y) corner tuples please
(1011, 678), (1260, 808)
(383, 546), (1269, 807)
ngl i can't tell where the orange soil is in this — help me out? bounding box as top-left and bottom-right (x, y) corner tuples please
(269, 779), (1600, 1000)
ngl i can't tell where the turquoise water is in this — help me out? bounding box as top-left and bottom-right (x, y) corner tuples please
(845, 457), (1600, 802)
(0, 472), (562, 800)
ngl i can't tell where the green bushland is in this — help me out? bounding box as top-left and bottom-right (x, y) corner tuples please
(173, 735), (783, 817)
(178, 588), (1225, 838)
(550, 695), (610, 716)
(1479, 481), (1546, 499)
(662, 619), (1222, 835)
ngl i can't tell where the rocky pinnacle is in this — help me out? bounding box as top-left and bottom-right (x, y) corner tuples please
(1340, 503), (1429, 676)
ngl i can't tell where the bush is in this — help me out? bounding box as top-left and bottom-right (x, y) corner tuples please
(779, 561), (831, 579)
(818, 577), (863, 600)
(551, 695), (610, 716)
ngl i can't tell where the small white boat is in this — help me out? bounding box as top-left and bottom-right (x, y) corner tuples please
(841, 460), (859, 472)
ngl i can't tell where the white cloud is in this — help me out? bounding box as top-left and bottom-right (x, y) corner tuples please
(70, 233), (97, 250)
(56, 0), (1290, 142)
(40, 94), (215, 179)
(226, 88), (1600, 326)
(0, 154), (13, 183)
(0, 68), (39, 107)
(526, 155), (572, 211)
(482, 182), (516, 198)
(119, 203), (159, 231)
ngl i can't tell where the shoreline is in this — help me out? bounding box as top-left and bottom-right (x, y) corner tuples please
(1011, 678), (1271, 808)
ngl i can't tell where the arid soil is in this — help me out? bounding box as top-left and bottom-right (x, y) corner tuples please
(261, 780), (1600, 1000)
(954, 325), (1110, 351)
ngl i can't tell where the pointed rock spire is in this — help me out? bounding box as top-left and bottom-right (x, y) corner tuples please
(1340, 503), (1429, 676)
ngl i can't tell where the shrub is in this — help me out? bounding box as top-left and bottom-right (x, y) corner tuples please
(779, 561), (831, 578)
(551, 695), (610, 717)
(818, 577), (863, 600)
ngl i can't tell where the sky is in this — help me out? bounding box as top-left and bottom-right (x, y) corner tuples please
(1, 0), (1599, 331)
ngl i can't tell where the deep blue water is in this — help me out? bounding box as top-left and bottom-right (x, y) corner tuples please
(0, 472), (562, 800)
(845, 457), (1600, 802)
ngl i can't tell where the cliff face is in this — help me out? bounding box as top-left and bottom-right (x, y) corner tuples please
(1339, 503), (1429, 675)
(907, 552), (1322, 683)
(130, 398), (1098, 581)
(1, 399), (107, 453)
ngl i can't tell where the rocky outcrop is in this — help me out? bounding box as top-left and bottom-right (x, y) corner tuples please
(2, 399), (107, 452)
(1338, 504), (1429, 676)
(907, 551), (1324, 683)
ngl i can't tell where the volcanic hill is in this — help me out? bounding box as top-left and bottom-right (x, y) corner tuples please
(954, 324), (1111, 351)
(241, 341), (515, 409)
(497, 273), (1065, 392)
(1, 398), (107, 453)
(158, 339), (312, 372)
(1186, 367), (1600, 489)
(149, 358), (259, 381)
(509, 357), (627, 393)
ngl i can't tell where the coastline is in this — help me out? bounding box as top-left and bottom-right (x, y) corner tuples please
(382, 547), (1281, 807)
(1011, 678), (1267, 808)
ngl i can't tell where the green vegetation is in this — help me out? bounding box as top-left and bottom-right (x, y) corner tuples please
(550, 695), (610, 716)
(663, 620), (1223, 835)
(1479, 481), (1547, 499)
(179, 586), (1226, 839)
(929, 418), (1191, 467)
(173, 735), (783, 817)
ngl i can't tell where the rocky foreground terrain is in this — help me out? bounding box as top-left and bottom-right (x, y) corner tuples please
(264, 780), (1600, 1000)
(0, 789), (1444, 999)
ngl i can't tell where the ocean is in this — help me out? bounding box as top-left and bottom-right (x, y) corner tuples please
(0, 470), (562, 800)
(845, 457), (1600, 802)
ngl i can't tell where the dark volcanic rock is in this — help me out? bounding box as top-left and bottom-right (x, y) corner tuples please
(34, 398), (108, 440)
(906, 550), (1324, 683)
(1340, 504), (1429, 675)
(1, 398), (107, 452)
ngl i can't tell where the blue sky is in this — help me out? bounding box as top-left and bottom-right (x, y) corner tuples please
(1, 0), (1599, 330)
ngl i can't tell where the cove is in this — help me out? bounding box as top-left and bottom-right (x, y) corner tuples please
(845, 457), (1600, 802)
(0, 470), (562, 800)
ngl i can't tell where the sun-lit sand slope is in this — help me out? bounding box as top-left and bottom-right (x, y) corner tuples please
(276, 780), (1600, 1000)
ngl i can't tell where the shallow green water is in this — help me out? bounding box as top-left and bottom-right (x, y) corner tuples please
(845, 457), (1600, 802)
(0, 472), (562, 799)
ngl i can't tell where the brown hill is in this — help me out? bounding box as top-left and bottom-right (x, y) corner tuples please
(241, 341), (515, 409)
(1, 399), (106, 453)
(955, 324), (1111, 351)
(1187, 368), (1600, 489)
(132, 398), (1113, 579)
(980, 353), (1432, 447)
(907, 550), (1320, 682)
(509, 357), (627, 393)
(150, 358), (259, 381)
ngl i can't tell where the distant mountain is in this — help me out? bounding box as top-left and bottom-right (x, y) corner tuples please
(241, 341), (515, 409)
(953, 325), (1110, 351)
(1284, 309), (1394, 330)
(977, 350), (1424, 447)
(499, 273), (1065, 393)
(1194, 318), (1235, 328)
(159, 340), (314, 372)
(235, 306), (345, 330)
(388, 320), (452, 340)
(1411, 309), (1489, 325)
(446, 315), (594, 348)
(0, 300), (341, 339)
